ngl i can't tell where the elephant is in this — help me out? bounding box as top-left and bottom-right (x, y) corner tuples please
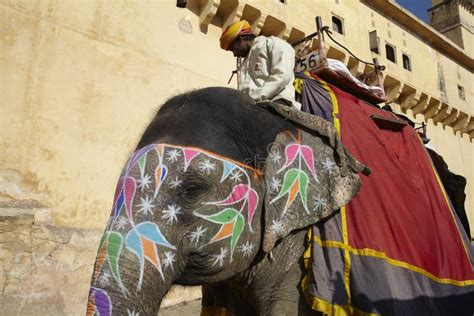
(86, 87), (368, 315)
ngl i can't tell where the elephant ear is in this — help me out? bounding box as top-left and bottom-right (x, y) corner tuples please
(262, 129), (362, 252)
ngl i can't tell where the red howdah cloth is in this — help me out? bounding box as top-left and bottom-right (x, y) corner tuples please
(333, 85), (474, 281)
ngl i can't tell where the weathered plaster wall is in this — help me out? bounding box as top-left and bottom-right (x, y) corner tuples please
(1, 0), (233, 313)
(1, 0), (234, 229)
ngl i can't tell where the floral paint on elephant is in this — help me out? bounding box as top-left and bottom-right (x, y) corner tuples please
(87, 143), (261, 314)
(269, 131), (330, 215)
(264, 129), (342, 246)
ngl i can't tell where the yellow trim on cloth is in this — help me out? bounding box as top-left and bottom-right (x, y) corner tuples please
(313, 235), (474, 287)
(294, 78), (304, 95)
(417, 134), (474, 267)
(302, 229), (380, 316)
(300, 78), (361, 315)
(321, 79), (353, 303)
(320, 79), (341, 137)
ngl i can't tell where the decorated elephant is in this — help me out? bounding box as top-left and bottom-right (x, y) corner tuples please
(86, 87), (368, 315)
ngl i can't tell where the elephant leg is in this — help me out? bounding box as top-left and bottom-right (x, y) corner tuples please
(267, 257), (321, 316)
(202, 283), (255, 315)
(202, 229), (322, 315)
(251, 229), (319, 315)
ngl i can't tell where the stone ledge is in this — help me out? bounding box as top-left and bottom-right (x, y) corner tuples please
(0, 207), (52, 225)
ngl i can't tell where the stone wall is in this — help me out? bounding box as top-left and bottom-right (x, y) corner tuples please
(0, 170), (200, 315)
(0, 208), (101, 314)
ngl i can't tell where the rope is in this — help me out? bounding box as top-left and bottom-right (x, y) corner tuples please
(322, 27), (386, 71)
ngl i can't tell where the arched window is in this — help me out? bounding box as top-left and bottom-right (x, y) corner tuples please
(402, 54), (411, 71)
(332, 16), (344, 34)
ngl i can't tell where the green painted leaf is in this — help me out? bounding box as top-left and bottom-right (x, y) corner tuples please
(200, 208), (239, 224)
(298, 171), (309, 212)
(106, 231), (123, 283)
(230, 214), (245, 255)
(138, 154), (147, 173)
(274, 168), (300, 200)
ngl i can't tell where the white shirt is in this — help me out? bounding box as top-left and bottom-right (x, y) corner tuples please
(238, 36), (301, 110)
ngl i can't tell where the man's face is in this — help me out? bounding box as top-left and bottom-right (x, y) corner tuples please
(230, 38), (251, 58)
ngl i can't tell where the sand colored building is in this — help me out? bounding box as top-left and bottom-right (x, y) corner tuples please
(0, 0), (472, 314)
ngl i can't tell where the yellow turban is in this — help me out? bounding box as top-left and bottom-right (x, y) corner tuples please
(220, 20), (253, 51)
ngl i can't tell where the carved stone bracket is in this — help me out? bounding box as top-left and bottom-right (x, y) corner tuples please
(452, 112), (470, 134)
(440, 108), (459, 127)
(412, 93), (429, 116)
(431, 103), (450, 124)
(399, 83), (420, 109)
(460, 117), (474, 135)
(199, 0), (220, 27)
(424, 98), (442, 120)
(384, 75), (402, 102)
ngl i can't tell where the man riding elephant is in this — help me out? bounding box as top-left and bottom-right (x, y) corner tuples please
(220, 20), (301, 109)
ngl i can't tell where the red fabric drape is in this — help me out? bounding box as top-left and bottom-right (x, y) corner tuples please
(333, 85), (474, 281)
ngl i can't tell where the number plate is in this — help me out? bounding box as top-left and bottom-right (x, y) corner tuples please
(294, 51), (322, 72)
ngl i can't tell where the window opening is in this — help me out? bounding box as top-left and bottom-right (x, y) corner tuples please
(385, 43), (396, 63)
(332, 16), (344, 34)
(402, 54), (411, 71)
(369, 31), (379, 54)
(458, 85), (465, 100)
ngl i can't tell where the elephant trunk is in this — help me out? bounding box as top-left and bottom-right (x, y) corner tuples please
(87, 232), (184, 315)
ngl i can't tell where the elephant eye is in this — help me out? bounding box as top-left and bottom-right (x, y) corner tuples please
(176, 177), (211, 205)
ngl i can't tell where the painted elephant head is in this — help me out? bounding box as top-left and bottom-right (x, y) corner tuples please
(87, 87), (364, 315)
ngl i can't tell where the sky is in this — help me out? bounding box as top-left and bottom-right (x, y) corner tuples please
(396, 0), (432, 23)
